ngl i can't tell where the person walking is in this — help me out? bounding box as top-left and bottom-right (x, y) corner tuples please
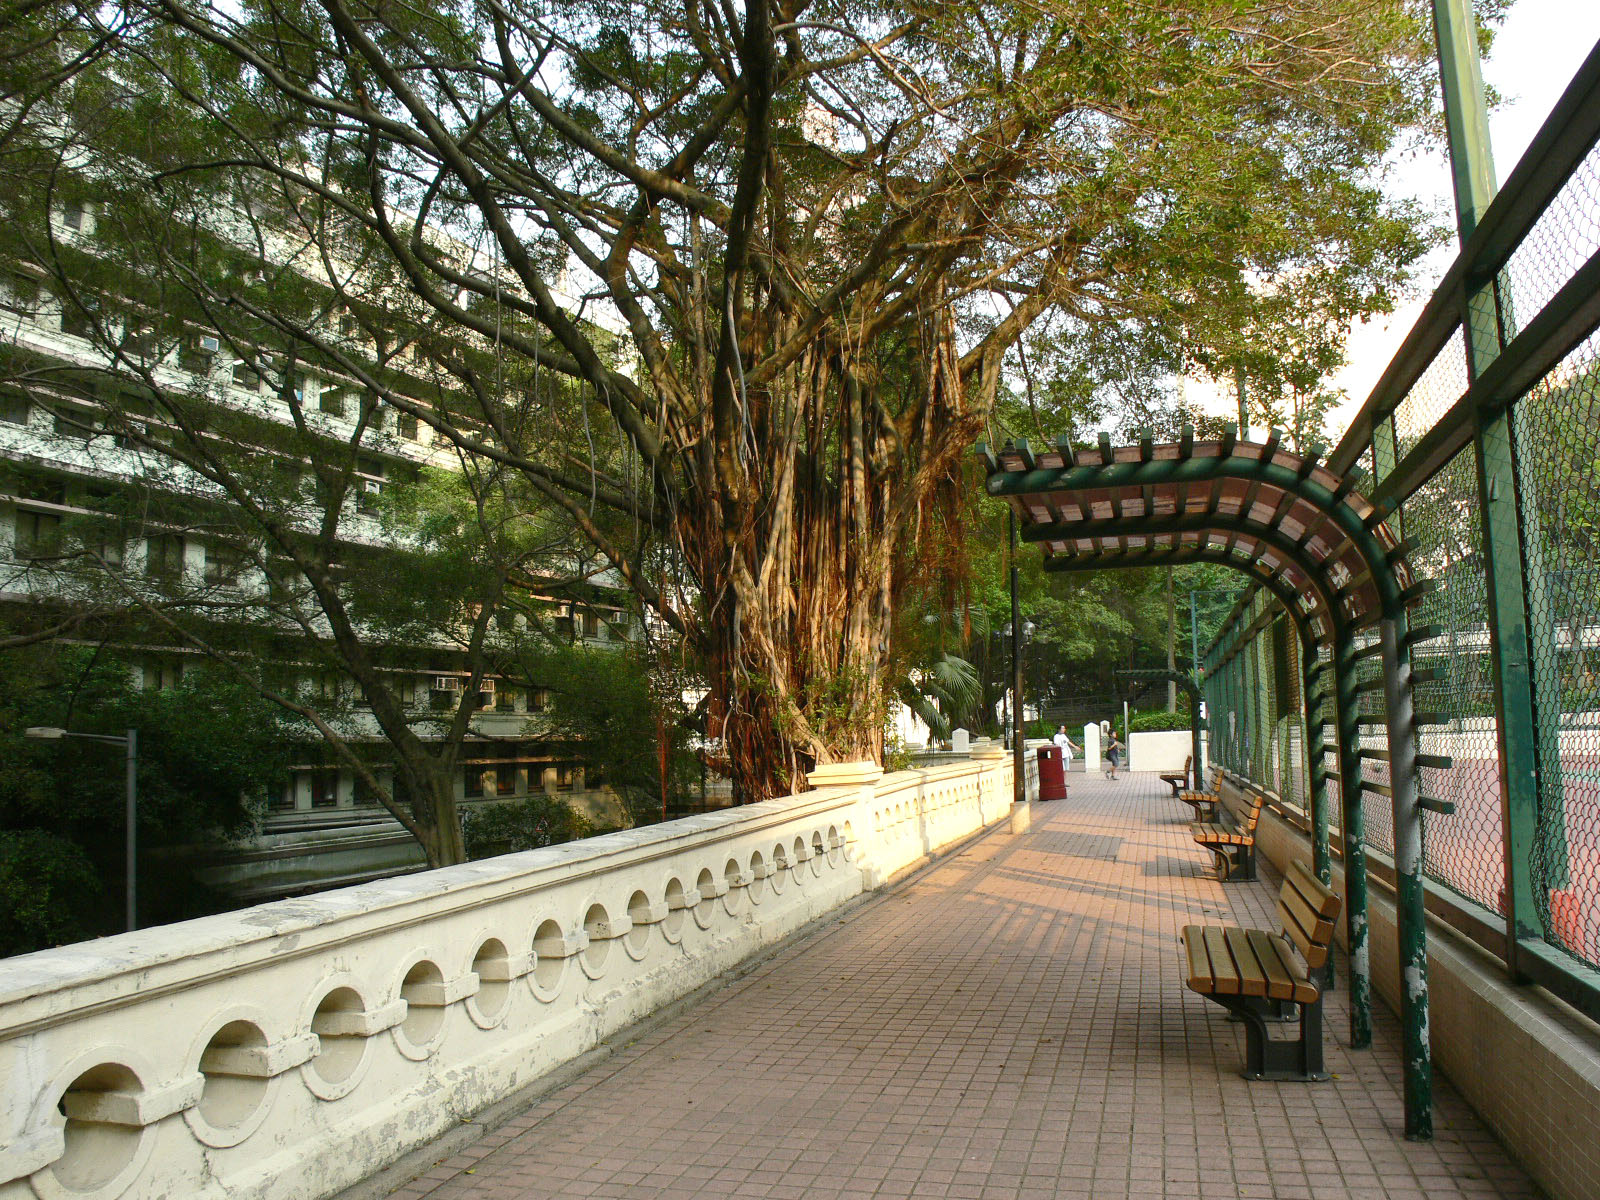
(1104, 729), (1123, 780)
(1052, 724), (1081, 770)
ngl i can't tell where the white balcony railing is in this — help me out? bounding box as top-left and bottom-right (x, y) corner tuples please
(0, 750), (1029, 1200)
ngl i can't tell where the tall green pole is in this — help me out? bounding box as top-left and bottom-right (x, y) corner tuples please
(1333, 621), (1372, 1047)
(1431, 0), (1548, 979)
(1010, 510), (1025, 806)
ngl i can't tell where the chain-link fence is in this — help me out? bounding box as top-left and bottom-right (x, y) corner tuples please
(1516, 331), (1600, 966)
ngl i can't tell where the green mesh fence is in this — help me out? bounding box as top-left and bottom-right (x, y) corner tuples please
(1400, 446), (1506, 915)
(1515, 330), (1600, 968)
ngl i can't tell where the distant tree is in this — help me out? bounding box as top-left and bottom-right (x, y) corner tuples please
(0, 645), (291, 954)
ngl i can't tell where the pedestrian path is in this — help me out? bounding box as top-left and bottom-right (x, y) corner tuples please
(382, 772), (1540, 1200)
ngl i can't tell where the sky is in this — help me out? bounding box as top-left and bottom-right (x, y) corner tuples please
(1186, 0), (1600, 434)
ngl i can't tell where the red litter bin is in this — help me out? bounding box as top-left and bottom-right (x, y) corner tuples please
(1037, 745), (1068, 801)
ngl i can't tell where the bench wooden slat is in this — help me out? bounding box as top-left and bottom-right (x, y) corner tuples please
(1253, 928), (1320, 1004)
(1223, 928), (1271, 997)
(1202, 925), (1241, 995)
(1182, 925), (1214, 994)
(1243, 928), (1302, 1002)
(1278, 883), (1336, 955)
(1287, 859), (1341, 919)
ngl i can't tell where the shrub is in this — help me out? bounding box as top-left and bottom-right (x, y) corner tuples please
(1128, 709), (1192, 732)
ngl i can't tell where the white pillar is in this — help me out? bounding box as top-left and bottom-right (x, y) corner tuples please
(1083, 723), (1100, 771)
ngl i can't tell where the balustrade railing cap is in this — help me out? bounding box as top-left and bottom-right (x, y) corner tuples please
(806, 761), (885, 789)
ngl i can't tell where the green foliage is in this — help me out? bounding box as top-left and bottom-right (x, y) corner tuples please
(1129, 709), (1193, 733)
(516, 642), (699, 827)
(0, 829), (102, 958)
(461, 796), (590, 860)
(0, 645), (293, 953)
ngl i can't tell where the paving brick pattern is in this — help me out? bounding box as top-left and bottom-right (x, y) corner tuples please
(388, 773), (1541, 1199)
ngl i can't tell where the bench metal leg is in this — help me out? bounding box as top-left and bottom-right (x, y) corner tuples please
(1214, 994), (1330, 1082)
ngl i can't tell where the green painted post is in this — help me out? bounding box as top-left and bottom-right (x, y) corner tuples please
(1432, 0), (1550, 976)
(1381, 608), (1432, 1140)
(1302, 639), (1332, 886)
(1333, 623), (1373, 1049)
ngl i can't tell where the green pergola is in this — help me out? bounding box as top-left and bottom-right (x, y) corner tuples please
(980, 427), (1438, 1139)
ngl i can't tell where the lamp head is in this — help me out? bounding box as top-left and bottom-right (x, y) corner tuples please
(24, 726), (67, 739)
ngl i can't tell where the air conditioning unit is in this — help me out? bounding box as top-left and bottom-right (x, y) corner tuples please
(197, 333), (221, 354)
(478, 678), (496, 695)
(433, 675), (460, 691)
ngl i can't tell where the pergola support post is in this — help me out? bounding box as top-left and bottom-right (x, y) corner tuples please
(1381, 611), (1432, 1140)
(1334, 626), (1373, 1049)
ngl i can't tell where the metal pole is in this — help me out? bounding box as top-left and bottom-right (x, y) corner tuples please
(1433, 0), (1548, 979)
(1334, 625), (1373, 1048)
(1381, 611), (1432, 1140)
(125, 728), (138, 933)
(1010, 510), (1025, 805)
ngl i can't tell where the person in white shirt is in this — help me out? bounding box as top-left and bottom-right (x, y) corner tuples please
(1052, 724), (1081, 769)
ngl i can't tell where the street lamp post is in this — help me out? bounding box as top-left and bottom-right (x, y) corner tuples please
(25, 726), (139, 931)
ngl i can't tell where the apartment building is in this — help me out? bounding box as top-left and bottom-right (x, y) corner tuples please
(1, 189), (642, 899)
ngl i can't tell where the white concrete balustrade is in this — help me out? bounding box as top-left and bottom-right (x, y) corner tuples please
(0, 754), (1028, 1200)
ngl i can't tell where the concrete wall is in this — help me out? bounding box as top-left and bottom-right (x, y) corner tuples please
(0, 753), (1025, 1200)
(1126, 730), (1201, 774)
(1252, 808), (1600, 1200)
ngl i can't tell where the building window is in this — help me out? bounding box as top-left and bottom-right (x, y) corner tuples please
(0, 391), (29, 426)
(529, 688), (549, 712)
(179, 334), (220, 373)
(352, 773), (383, 807)
(465, 765), (493, 799)
(338, 313), (359, 338)
(204, 542), (244, 585)
(496, 765), (519, 797)
(1, 271), (40, 314)
(318, 387), (345, 417)
(59, 296), (99, 339)
(145, 533), (185, 580)
(231, 360), (263, 392)
(554, 765), (574, 793)
(268, 778), (296, 811)
(309, 769), (340, 808)
(14, 510), (62, 560)
(582, 610), (600, 638)
(142, 660), (183, 691)
(496, 687), (518, 713)
(86, 527), (124, 571)
(60, 200), (86, 231)
(397, 675), (419, 708)
(397, 412), (419, 440)
(52, 408), (100, 441)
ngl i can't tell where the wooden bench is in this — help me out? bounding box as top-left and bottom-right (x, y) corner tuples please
(1177, 765), (1224, 821)
(1192, 781), (1264, 881)
(1181, 859), (1342, 1081)
(1160, 754), (1193, 798)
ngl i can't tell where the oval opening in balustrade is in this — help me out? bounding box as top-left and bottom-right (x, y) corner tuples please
(662, 878), (687, 938)
(625, 889), (653, 955)
(811, 831), (826, 872)
(827, 824), (843, 865)
(582, 904), (611, 973)
(399, 960), (447, 1047)
(52, 1062), (144, 1193)
(196, 1020), (270, 1130)
(532, 919), (567, 992)
(747, 850), (766, 901)
(722, 858), (743, 910)
(770, 844), (789, 893)
(308, 987), (369, 1086)
(791, 836), (808, 880)
(694, 867), (716, 922)
(471, 940), (512, 1022)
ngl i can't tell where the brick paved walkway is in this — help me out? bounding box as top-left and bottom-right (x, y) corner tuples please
(386, 773), (1541, 1200)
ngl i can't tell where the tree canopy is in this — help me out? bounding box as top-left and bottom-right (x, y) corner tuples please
(4, 0), (1455, 812)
